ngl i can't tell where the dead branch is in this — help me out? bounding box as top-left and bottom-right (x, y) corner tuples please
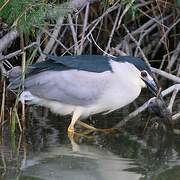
(151, 67), (180, 83)
(116, 0), (136, 29)
(68, 14), (80, 54)
(38, 0), (100, 61)
(79, 2), (90, 54)
(168, 42), (180, 71)
(173, 112), (180, 121)
(37, 17), (65, 62)
(90, 34), (115, 57)
(152, 15), (179, 59)
(168, 88), (178, 113)
(110, 47), (127, 56)
(104, 6), (121, 54)
(137, 7), (169, 30)
(0, 30), (19, 53)
(82, 1), (121, 39)
(41, 27), (72, 55)
(122, 24), (150, 67)
(0, 42), (37, 62)
(62, 2), (121, 56)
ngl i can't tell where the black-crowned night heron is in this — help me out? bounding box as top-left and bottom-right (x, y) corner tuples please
(7, 53), (163, 134)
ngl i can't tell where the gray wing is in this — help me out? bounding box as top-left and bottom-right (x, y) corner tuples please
(24, 69), (112, 106)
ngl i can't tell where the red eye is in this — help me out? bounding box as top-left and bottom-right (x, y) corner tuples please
(141, 71), (147, 77)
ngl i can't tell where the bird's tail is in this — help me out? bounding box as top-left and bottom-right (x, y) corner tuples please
(19, 91), (37, 104)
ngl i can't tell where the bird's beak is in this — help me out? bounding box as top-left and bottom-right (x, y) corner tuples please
(142, 78), (164, 103)
(143, 78), (158, 95)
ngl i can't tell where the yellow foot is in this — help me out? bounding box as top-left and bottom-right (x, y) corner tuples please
(76, 120), (97, 130)
(76, 120), (115, 133)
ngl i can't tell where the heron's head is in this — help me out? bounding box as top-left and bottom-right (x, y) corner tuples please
(139, 70), (160, 97)
(126, 57), (163, 101)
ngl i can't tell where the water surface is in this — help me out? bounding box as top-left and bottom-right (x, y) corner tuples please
(1, 100), (180, 180)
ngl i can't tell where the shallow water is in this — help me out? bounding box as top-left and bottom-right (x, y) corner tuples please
(0, 100), (180, 180)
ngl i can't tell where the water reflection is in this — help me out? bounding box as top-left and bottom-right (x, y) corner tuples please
(140, 132), (175, 180)
(0, 105), (180, 180)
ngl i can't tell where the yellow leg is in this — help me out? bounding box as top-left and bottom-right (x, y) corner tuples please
(68, 123), (75, 140)
(68, 107), (83, 138)
(68, 123), (74, 133)
(68, 107), (115, 140)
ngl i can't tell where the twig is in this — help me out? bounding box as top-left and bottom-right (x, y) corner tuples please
(114, 15), (171, 57)
(0, 130), (6, 177)
(62, 2), (121, 56)
(0, 42), (37, 62)
(151, 67), (180, 83)
(37, 16), (64, 62)
(143, 112), (152, 133)
(38, 0), (100, 60)
(168, 88), (178, 113)
(137, 7), (169, 30)
(0, 79), (6, 129)
(156, 87), (162, 101)
(15, 110), (22, 132)
(122, 24), (151, 67)
(134, 23), (157, 56)
(177, 64), (180, 77)
(68, 14), (80, 55)
(83, 1), (121, 39)
(0, 30), (19, 53)
(22, 53), (26, 132)
(3, 60), (13, 69)
(41, 27), (72, 55)
(116, 0), (136, 29)
(152, 9), (180, 67)
(11, 5), (35, 29)
(19, 25), (26, 131)
(79, 2), (89, 54)
(0, 0), (10, 11)
(0, 55), (7, 76)
(104, 6), (121, 54)
(172, 112), (180, 121)
(110, 47), (127, 56)
(150, 14), (174, 58)
(162, 84), (180, 96)
(90, 34), (115, 58)
(168, 41), (180, 71)
(17, 133), (22, 156)
(132, 18), (157, 35)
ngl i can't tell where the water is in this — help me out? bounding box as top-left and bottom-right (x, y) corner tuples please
(0, 100), (180, 180)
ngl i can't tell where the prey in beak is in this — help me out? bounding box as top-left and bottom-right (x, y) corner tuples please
(140, 71), (172, 133)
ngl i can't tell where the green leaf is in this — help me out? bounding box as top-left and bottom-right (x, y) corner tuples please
(0, 0), (55, 39)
